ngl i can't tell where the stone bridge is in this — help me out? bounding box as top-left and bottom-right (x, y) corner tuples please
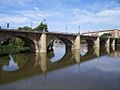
(0, 29), (120, 53)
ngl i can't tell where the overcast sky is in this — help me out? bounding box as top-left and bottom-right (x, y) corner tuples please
(0, 0), (120, 33)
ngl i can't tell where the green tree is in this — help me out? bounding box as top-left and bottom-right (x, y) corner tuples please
(35, 21), (48, 32)
(9, 37), (25, 46)
(18, 26), (32, 31)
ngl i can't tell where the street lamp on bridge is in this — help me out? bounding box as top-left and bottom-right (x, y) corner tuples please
(7, 23), (9, 29)
(78, 25), (80, 34)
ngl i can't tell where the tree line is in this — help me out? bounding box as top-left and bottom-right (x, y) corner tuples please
(18, 21), (48, 32)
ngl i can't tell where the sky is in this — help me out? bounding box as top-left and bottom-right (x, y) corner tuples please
(0, 0), (120, 33)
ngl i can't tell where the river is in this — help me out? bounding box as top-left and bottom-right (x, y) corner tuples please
(0, 44), (120, 90)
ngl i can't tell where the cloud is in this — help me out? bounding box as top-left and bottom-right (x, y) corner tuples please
(70, 8), (120, 26)
(20, 9), (62, 21)
(0, 14), (29, 23)
(16, 0), (26, 6)
(34, 7), (40, 11)
(0, 0), (30, 7)
(0, 9), (63, 28)
(97, 9), (120, 17)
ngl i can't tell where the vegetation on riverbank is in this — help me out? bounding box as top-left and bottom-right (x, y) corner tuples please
(0, 37), (30, 54)
(0, 45), (30, 54)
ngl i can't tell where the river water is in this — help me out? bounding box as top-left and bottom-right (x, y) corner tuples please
(0, 44), (120, 90)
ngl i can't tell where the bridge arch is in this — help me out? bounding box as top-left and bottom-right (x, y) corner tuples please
(17, 36), (36, 52)
(47, 37), (73, 52)
(59, 37), (72, 51)
(0, 36), (36, 52)
(100, 38), (108, 47)
(85, 39), (95, 47)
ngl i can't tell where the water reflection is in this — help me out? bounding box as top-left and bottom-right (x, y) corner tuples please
(34, 53), (47, 75)
(111, 44), (115, 51)
(94, 47), (100, 57)
(72, 50), (80, 64)
(2, 55), (19, 71)
(96, 57), (120, 73)
(50, 43), (65, 62)
(0, 45), (120, 74)
(0, 45), (120, 90)
(80, 44), (88, 56)
(106, 45), (110, 54)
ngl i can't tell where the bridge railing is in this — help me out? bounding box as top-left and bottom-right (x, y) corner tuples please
(46, 31), (78, 35)
(0, 26), (17, 29)
(0, 28), (78, 35)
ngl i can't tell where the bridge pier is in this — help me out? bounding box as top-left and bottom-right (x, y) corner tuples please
(111, 39), (115, 51)
(40, 33), (47, 53)
(72, 34), (80, 50)
(105, 38), (110, 47)
(38, 33), (47, 53)
(105, 38), (110, 54)
(94, 37), (100, 48)
(34, 40), (39, 53)
(111, 39), (115, 46)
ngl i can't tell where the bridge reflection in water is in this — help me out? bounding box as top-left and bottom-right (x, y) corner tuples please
(0, 45), (120, 90)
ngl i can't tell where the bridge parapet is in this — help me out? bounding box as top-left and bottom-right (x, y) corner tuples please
(81, 32), (99, 37)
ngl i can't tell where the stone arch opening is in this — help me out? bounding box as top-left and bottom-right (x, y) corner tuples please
(115, 39), (120, 50)
(47, 37), (72, 63)
(85, 39), (95, 47)
(0, 36), (36, 52)
(116, 39), (120, 44)
(17, 36), (36, 52)
(47, 37), (72, 51)
(59, 37), (72, 51)
(100, 38), (107, 47)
